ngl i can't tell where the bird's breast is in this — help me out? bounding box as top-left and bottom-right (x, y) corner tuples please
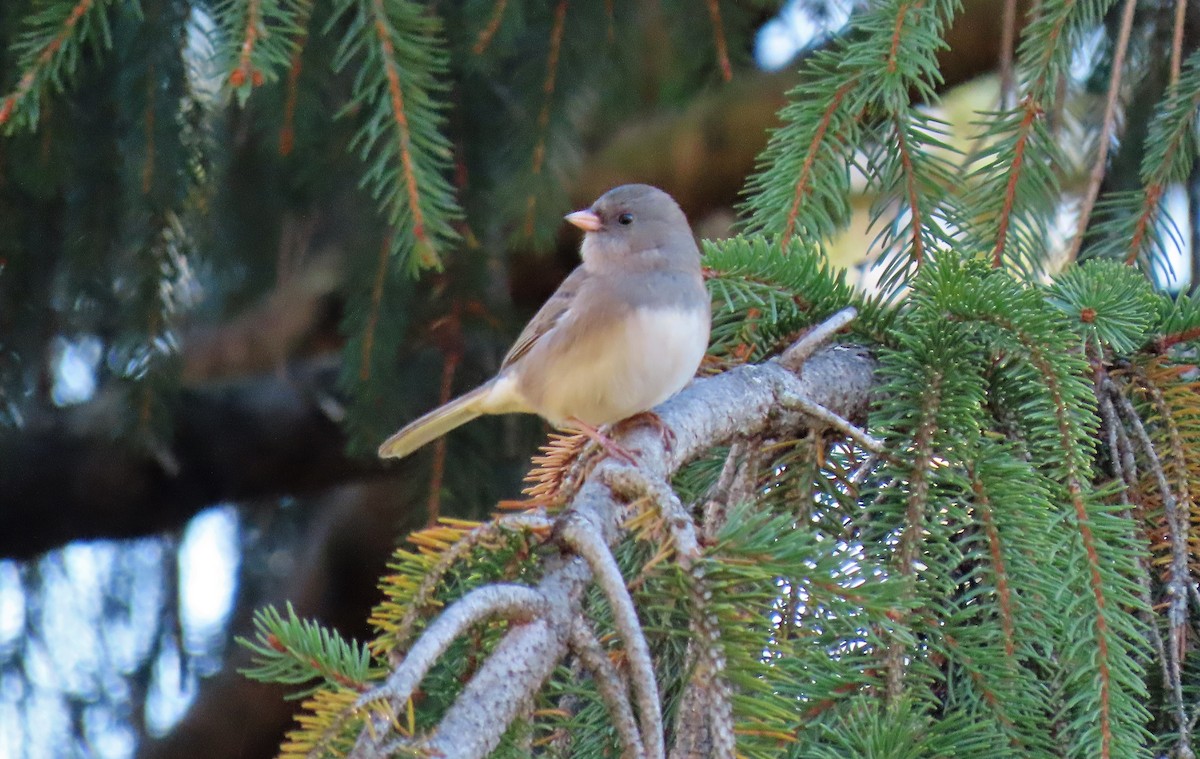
(518, 305), (710, 427)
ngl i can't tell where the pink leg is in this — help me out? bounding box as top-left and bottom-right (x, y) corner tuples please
(567, 417), (638, 465)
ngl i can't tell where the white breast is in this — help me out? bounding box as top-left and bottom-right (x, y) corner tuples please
(527, 307), (709, 427)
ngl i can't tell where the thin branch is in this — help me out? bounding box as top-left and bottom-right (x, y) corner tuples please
(704, 0), (732, 82)
(1170, 0), (1187, 86)
(605, 468), (701, 566)
(472, 0), (509, 55)
(358, 583), (549, 712)
(558, 515), (665, 759)
(384, 515), (553, 654)
(1097, 388), (1134, 492)
(569, 617), (646, 759)
(0, 0), (96, 127)
(1110, 384), (1190, 748)
(779, 390), (885, 453)
(779, 307), (858, 370)
(369, 0), (435, 256)
(358, 236), (392, 382)
(783, 77), (861, 246)
(701, 441), (745, 543)
(1065, 0), (1135, 263)
(850, 452), (881, 485)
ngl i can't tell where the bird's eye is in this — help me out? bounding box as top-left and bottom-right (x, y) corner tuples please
(617, 212), (634, 225)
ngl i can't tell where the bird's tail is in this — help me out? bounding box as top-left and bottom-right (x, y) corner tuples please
(378, 381), (493, 459)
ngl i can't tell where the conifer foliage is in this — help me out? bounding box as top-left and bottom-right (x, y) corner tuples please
(3, 0), (1200, 757)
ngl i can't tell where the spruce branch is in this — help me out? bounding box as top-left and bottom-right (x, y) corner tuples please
(1064, 0), (1135, 263)
(339, 310), (875, 759)
(1110, 384), (1191, 738)
(471, 0), (509, 55)
(329, 0), (460, 272)
(568, 616), (646, 759)
(355, 582), (550, 734)
(557, 511), (665, 759)
(0, 0), (117, 131)
(968, 466), (1017, 659)
(213, 0), (311, 101)
(1087, 50), (1200, 266)
(240, 602), (378, 695)
(603, 467), (702, 567)
(373, 514), (553, 656)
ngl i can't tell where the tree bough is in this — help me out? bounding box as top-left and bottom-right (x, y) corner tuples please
(349, 307), (876, 759)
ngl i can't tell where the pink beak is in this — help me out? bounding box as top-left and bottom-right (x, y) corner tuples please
(564, 209), (602, 232)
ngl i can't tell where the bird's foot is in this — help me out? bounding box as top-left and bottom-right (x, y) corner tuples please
(617, 411), (676, 454)
(567, 417), (638, 466)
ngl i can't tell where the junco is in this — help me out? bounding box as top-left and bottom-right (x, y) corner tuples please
(378, 184), (711, 461)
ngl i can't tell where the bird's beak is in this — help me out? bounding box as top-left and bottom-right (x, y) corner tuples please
(564, 209), (602, 232)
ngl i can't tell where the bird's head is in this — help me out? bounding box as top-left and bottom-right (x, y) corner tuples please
(566, 184), (697, 269)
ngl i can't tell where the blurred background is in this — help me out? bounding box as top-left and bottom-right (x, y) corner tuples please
(0, 0), (1193, 757)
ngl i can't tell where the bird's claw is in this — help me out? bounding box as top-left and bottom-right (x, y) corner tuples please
(567, 417), (639, 465)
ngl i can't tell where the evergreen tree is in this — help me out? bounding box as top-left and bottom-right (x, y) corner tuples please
(2, 1), (1199, 758)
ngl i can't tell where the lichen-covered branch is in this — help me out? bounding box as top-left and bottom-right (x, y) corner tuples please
(349, 309), (876, 759)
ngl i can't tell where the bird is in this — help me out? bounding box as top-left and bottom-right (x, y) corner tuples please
(378, 183), (711, 462)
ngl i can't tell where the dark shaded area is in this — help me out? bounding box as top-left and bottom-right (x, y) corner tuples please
(0, 362), (377, 561)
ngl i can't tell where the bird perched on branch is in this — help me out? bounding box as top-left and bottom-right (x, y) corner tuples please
(378, 183), (711, 462)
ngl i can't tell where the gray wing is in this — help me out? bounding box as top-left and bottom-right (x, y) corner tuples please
(501, 265), (590, 370)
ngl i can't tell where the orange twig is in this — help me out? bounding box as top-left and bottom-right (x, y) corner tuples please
(0, 0), (95, 127)
(992, 98), (1040, 267)
(704, 0), (732, 82)
(973, 474), (1015, 656)
(230, 0), (263, 88)
(279, 3), (313, 156)
(279, 40), (306, 156)
(370, 0), (435, 263)
(472, 0), (509, 55)
(782, 77), (860, 247)
(1157, 326), (1200, 352)
(886, 0), (922, 74)
(427, 345), (461, 527)
(1065, 0), (1134, 263)
(360, 236), (392, 382)
(1125, 185), (1163, 266)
